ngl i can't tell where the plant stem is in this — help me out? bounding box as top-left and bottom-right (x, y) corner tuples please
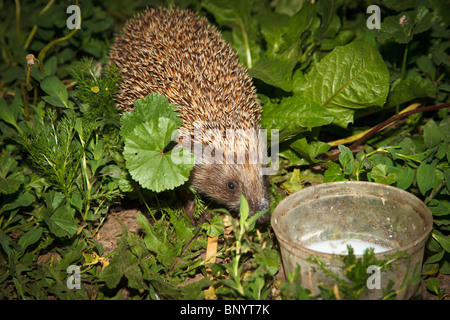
(20, 85), (30, 120)
(426, 180), (446, 204)
(3, 218), (41, 234)
(138, 189), (157, 222)
(401, 44), (409, 81)
(324, 103), (450, 161)
(236, 16), (252, 69)
(14, 0), (21, 41)
(38, 28), (79, 73)
(24, 0), (56, 50)
(24, 25), (37, 51)
(300, 42), (315, 63)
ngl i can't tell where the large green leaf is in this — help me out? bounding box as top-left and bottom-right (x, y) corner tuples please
(289, 138), (330, 163)
(261, 95), (334, 142)
(123, 118), (194, 192)
(121, 93), (194, 193)
(303, 41), (390, 127)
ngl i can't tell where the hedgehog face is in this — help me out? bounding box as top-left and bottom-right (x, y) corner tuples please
(190, 163), (270, 223)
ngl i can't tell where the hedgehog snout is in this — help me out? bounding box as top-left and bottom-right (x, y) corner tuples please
(249, 197), (270, 224)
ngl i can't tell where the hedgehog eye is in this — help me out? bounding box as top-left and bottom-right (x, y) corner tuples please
(227, 181), (237, 192)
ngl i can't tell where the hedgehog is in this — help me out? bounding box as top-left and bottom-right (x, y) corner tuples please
(109, 7), (270, 222)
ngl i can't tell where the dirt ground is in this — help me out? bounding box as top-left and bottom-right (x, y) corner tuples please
(97, 202), (449, 300)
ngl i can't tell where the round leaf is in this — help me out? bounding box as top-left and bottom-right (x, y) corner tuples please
(123, 118), (194, 192)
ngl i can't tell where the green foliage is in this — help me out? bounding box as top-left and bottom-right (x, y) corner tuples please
(71, 58), (122, 124)
(99, 211), (210, 299)
(17, 110), (82, 197)
(0, 43), (123, 299)
(209, 195), (279, 300)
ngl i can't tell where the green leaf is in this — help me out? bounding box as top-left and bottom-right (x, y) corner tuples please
(387, 71), (437, 106)
(323, 161), (346, 182)
(44, 205), (77, 238)
(0, 171), (24, 195)
(303, 41), (390, 127)
(253, 249), (280, 277)
(428, 199), (450, 217)
(439, 117), (450, 143)
(426, 277), (440, 295)
(416, 161), (436, 195)
(70, 193), (83, 212)
(123, 118), (194, 192)
(425, 250), (445, 265)
(120, 93), (181, 137)
(250, 4), (319, 90)
(289, 138), (330, 163)
(0, 98), (20, 132)
(395, 165), (414, 190)
(416, 55), (436, 79)
(0, 156), (24, 195)
(444, 169), (450, 194)
(0, 232), (17, 260)
(239, 193), (250, 226)
(18, 228), (42, 254)
(120, 93), (193, 192)
(370, 164), (397, 185)
(249, 56), (295, 92)
(166, 209), (196, 247)
(424, 120), (441, 149)
(100, 223), (143, 289)
(261, 96), (334, 141)
(338, 145), (354, 175)
(40, 76), (73, 109)
(247, 209), (269, 231)
(137, 212), (177, 267)
(1, 192), (34, 212)
(432, 230), (450, 253)
(376, 6), (432, 44)
(203, 215), (225, 238)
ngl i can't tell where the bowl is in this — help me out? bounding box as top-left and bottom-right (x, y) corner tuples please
(271, 181), (433, 299)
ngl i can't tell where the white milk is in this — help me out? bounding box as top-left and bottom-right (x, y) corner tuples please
(305, 239), (390, 255)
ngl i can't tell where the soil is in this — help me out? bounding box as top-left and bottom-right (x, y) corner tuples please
(96, 201), (450, 300)
(97, 203), (142, 255)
